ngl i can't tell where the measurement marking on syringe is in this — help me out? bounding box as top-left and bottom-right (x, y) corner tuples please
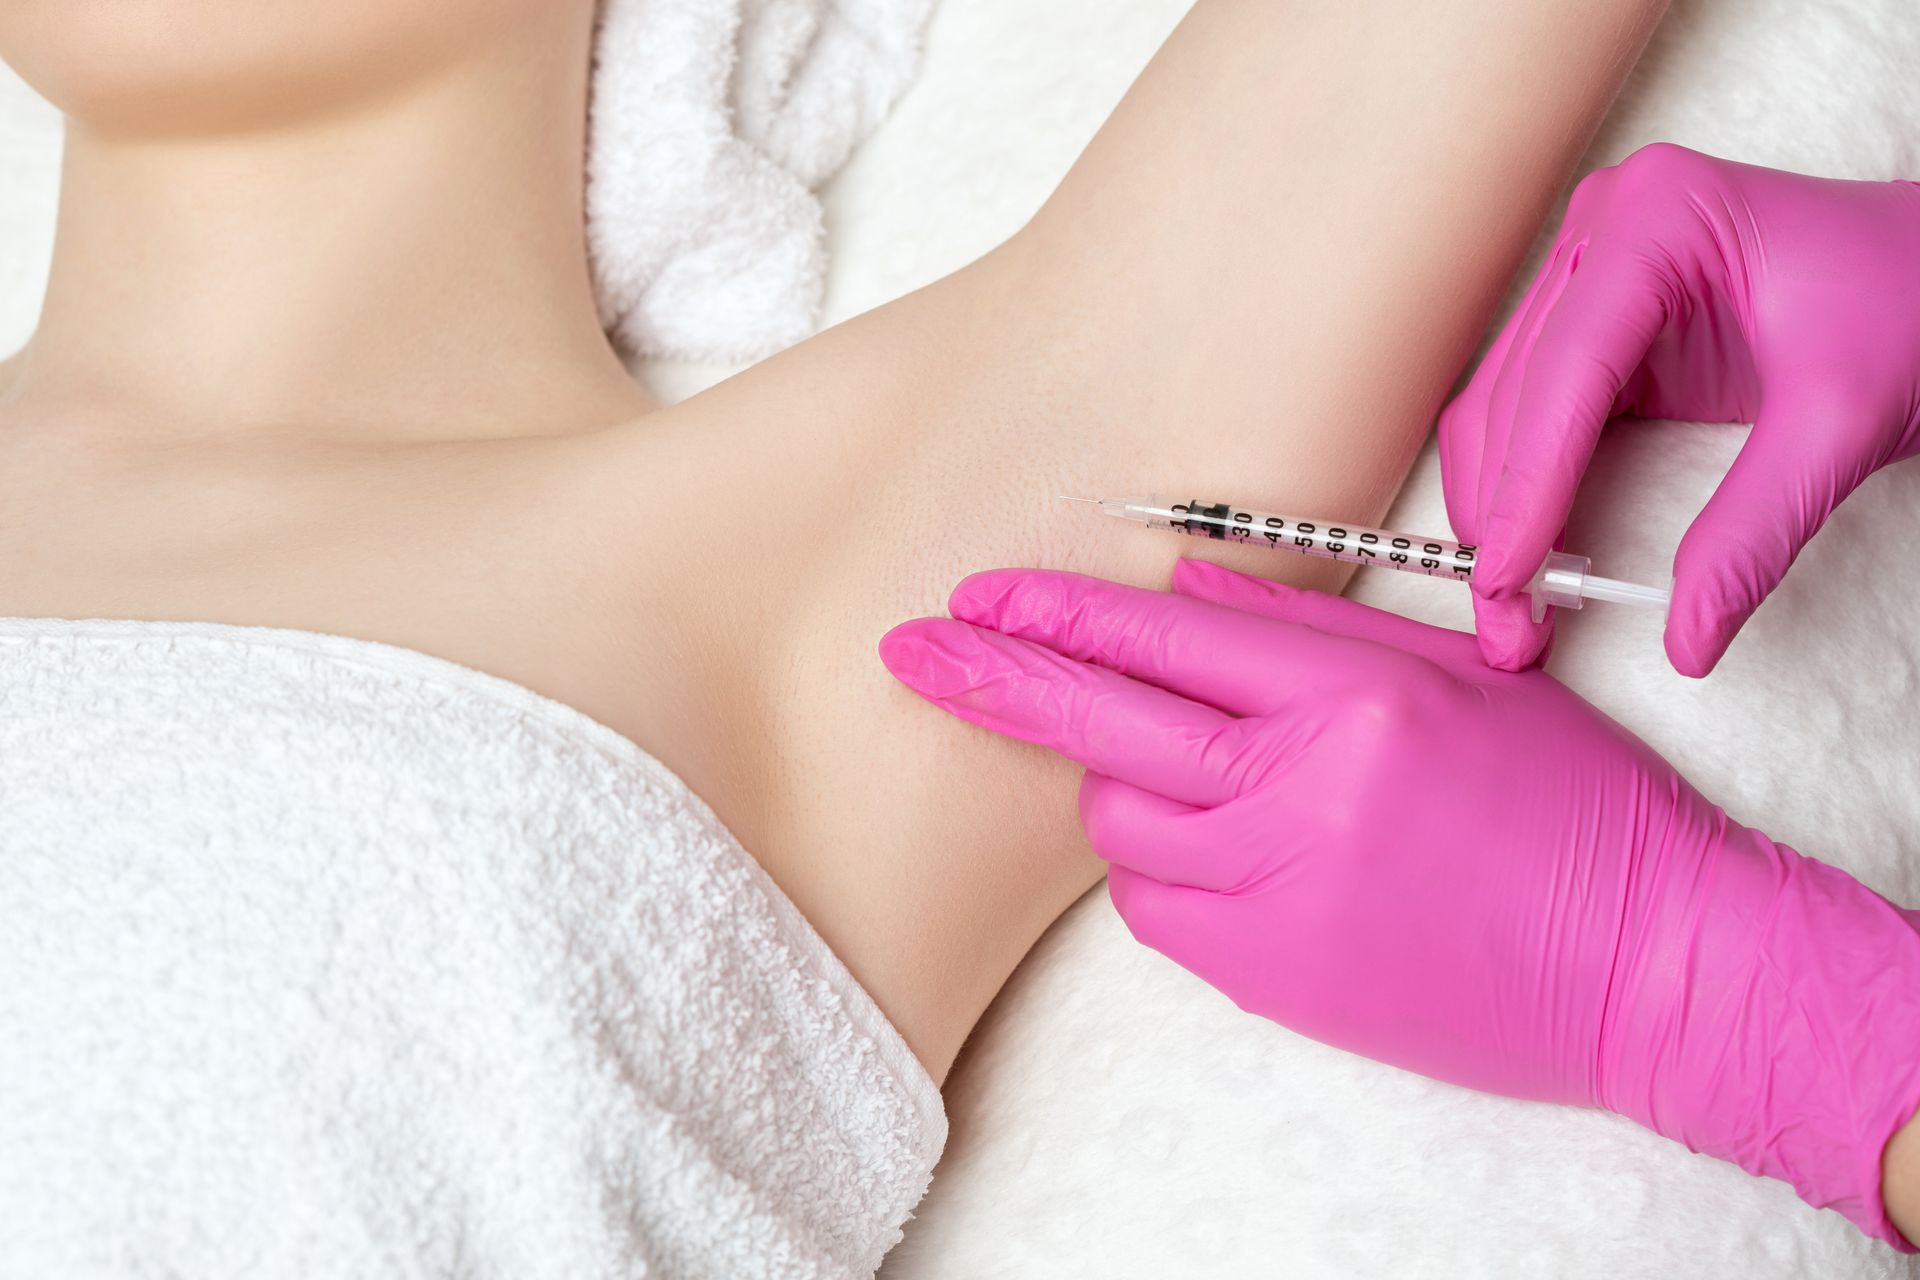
(1063, 494), (1669, 622)
(1165, 499), (1477, 581)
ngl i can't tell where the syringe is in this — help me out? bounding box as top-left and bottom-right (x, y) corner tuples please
(1064, 496), (1670, 622)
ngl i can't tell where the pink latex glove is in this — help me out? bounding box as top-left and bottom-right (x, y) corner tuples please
(879, 560), (1920, 1248)
(1438, 144), (1920, 675)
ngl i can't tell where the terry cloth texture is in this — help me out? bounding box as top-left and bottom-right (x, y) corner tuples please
(0, 618), (945, 1280)
(587, 0), (938, 361)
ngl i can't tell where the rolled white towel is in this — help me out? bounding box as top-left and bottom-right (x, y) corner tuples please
(588, 0), (938, 362)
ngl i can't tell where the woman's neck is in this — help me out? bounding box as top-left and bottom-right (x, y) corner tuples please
(4, 24), (654, 447)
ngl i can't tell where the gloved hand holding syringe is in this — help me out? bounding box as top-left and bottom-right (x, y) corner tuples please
(1063, 495), (1669, 624)
(885, 149), (1920, 1255)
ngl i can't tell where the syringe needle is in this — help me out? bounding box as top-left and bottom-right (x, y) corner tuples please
(1058, 496), (1100, 504)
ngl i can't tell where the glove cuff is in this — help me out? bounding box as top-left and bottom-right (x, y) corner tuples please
(1603, 817), (1920, 1251)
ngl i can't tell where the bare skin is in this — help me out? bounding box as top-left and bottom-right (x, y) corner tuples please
(14, 0), (1909, 1244)
(1889, 1120), (1920, 1239)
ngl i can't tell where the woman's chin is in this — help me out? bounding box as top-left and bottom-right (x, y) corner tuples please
(0, 0), (581, 137)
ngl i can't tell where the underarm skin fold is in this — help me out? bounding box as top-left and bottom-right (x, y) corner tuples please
(684, 0), (1674, 1080)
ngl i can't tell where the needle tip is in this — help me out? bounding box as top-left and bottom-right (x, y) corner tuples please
(1058, 495), (1099, 504)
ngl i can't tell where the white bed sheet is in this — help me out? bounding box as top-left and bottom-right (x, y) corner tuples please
(4, 3), (1919, 1274)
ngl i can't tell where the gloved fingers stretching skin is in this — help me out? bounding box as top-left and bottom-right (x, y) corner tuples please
(876, 616), (1240, 808)
(942, 567), (1428, 716)
(880, 564), (1920, 1249)
(1438, 144), (1920, 675)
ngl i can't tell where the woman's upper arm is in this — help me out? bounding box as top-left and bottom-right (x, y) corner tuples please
(713, 0), (1675, 618)
(974, 0), (1667, 548)
(733, 0), (1672, 586)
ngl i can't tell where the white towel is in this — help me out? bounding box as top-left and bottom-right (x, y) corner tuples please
(0, 619), (946, 1280)
(588, 0), (938, 362)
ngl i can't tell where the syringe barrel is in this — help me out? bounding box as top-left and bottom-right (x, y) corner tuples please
(1137, 498), (1477, 582)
